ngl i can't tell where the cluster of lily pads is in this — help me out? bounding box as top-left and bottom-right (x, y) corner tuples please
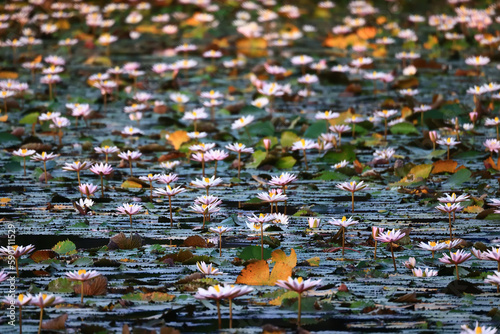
(1, 0), (500, 333)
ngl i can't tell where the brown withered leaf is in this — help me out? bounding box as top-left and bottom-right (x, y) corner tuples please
(392, 293), (421, 303)
(176, 273), (205, 284)
(107, 232), (142, 250)
(160, 327), (181, 334)
(73, 275), (108, 296)
(30, 250), (58, 263)
(182, 235), (208, 248)
(41, 313), (68, 330)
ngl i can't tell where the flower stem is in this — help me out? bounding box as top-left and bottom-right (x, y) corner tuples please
(23, 157), (26, 176)
(390, 243), (397, 272)
(169, 196), (173, 228)
(19, 305), (23, 334)
(81, 281), (84, 303)
(303, 150), (308, 170)
(260, 223), (264, 260)
(216, 300), (221, 329)
(43, 161), (47, 184)
(448, 212), (453, 240)
(129, 215), (133, 228)
(351, 192), (355, 213)
(15, 258), (19, 277)
(219, 234), (222, 257)
(455, 263), (459, 280)
(342, 227), (345, 258)
(237, 152), (241, 179)
(129, 159), (133, 177)
(37, 307), (44, 334)
(229, 299), (233, 329)
(297, 293), (302, 327)
(100, 175), (104, 197)
(374, 240), (377, 260)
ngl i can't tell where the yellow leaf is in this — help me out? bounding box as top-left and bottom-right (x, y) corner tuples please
(0, 114), (8, 122)
(84, 56), (112, 67)
(136, 25), (161, 34)
(306, 256), (320, 267)
(0, 198), (11, 203)
(56, 19), (70, 30)
(463, 205), (483, 214)
(372, 46), (387, 58)
(168, 130), (189, 150)
(269, 290), (299, 306)
(121, 180), (142, 189)
(235, 249), (297, 286)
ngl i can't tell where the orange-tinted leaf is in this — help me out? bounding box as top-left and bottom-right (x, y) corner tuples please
(236, 38), (268, 58)
(484, 156), (499, 171)
(168, 130), (189, 150)
(372, 46), (387, 58)
(432, 160), (457, 174)
(357, 27), (377, 40)
(136, 24), (161, 34)
(236, 249), (297, 286)
(121, 180), (143, 188)
(0, 72), (18, 79)
(0, 114), (8, 122)
(393, 77), (419, 89)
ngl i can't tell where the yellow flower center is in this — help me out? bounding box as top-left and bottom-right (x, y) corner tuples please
(429, 241), (436, 247)
(78, 269), (87, 275)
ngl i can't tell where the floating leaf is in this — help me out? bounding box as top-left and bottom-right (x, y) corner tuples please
(73, 275), (108, 296)
(41, 314), (68, 330)
(395, 164), (433, 186)
(52, 240), (77, 255)
(236, 38), (268, 57)
(19, 112), (40, 125)
(235, 249), (297, 286)
(121, 180), (143, 188)
(305, 257), (320, 267)
(276, 156), (296, 169)
(237, 245), (273, 261)
(304, 121), (327, 139)
(390, 122), (419, 135)
(122, 292), (175, 302)
(432, 160), (465, 174)
(48, 278), (76, 293)
(280, 131), (300, 148)
(168, 130), (189, 150)
(30, 250), (59, 263)
(445, 168), (472, 187)
(108, 233), (142, 250)
(269, 290), (299, 306)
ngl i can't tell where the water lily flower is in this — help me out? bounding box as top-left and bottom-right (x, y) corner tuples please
(484, 247), (500, 272)
(62, 161), (91, 186)
(225, 143), (254, 179)
(118, 150), (142, 177)
(376, 229), (406, 272)
(460, 322), (497, 334)
(94, 146), (119, 163)
(291, 138), (316, 170)
(12, 148), (36, 176)
(329, 216), (358, 257)
(374, 109), (398, 141)
(485, 117), (500, 140)
(209, 226), (233, 256)
(90, 163), (113, 197)
(194, 285), (228, 329)
(30, 293), (64, 334)
(0, 245), (35, 277)
(439, 250), (472, 280)
(3, 293), (32, 333)
(328, 125), (351, 147)
(403, 257), (417, 269)
(436, 137), (461, 160)
(336, 180), (367, 213)
(154, 185), (186, 227)
(191, 175), (222, 196)
(418, 241), (447, 258)
(412, 267), (438, 277)
(206, 149), (229, 177)
(485, 271), (500, 293)
(257, 189), (288, 214)
(436, 202), (462, 240)
(31, 152), (59, 184)
(66, 269), (101, 303)
(231, 115), (254, 131)
(247, 213), (275, 259)
(117, 203), (143, 228)
(190, 203), (220, 228)
(275, 277), (322, 326)
(78, 183), (98, 199)
(196, 261), (223, 275)
(40, 74), (61, 100)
